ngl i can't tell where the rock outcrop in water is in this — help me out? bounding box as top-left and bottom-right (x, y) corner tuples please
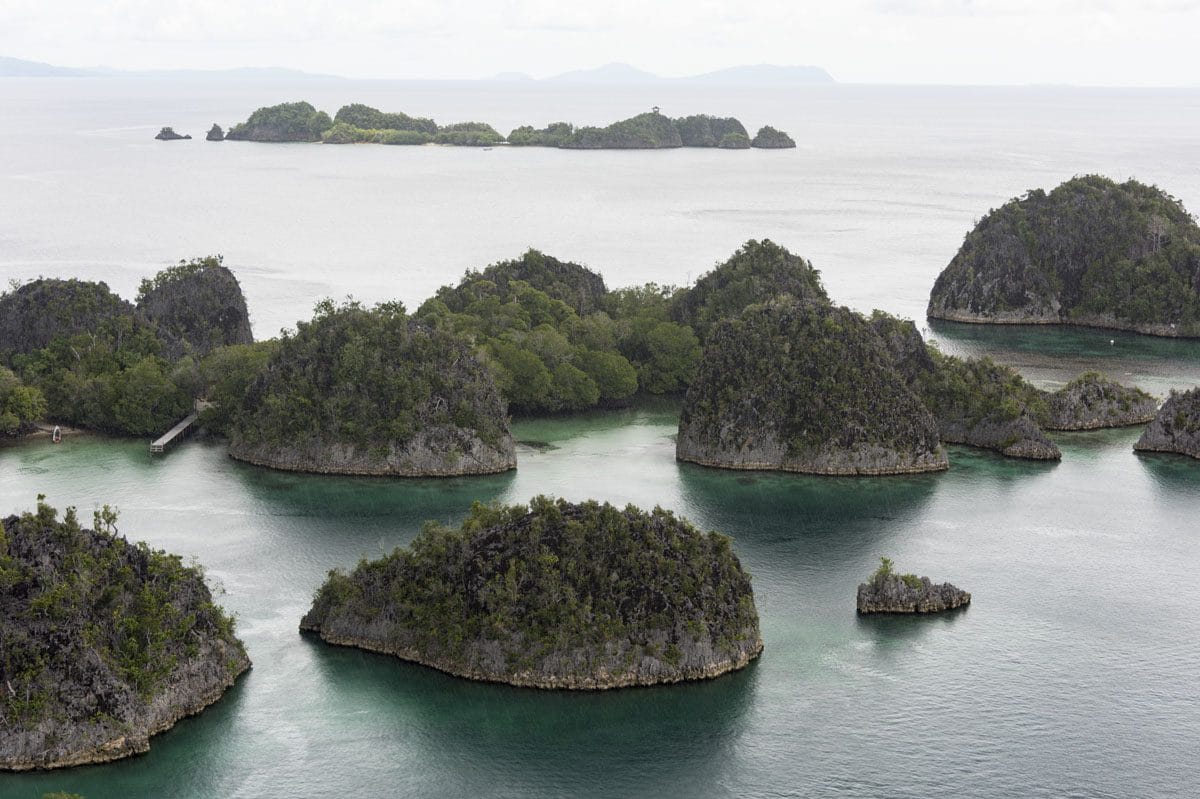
(0, 501), (249, 771)
(205, 124), (225, 141)
(136, 256), (254, 359)
(751, 126), (796, 149)
(1044, 372), (1158, 430)
(1134, 388), (1200, 459)
(869, 313), (1061, 460)
(227, 300), (515, 476)
(857, 558), (971, 614)
(928, 175), (1200, 338)
(301, 496), (762, 689)
(674, 115), (749, 147)
(154, 127), (190, 141)
(677, 297), (948, 475)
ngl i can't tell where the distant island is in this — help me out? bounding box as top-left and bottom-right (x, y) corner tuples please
(0, 499), (248, 770)
(928, 175), (1200, 338)
(223, 101), (796, 149)
(301, 497), (762, 689)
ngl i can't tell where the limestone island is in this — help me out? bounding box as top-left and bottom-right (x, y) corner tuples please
(154, 127), (190, 141)
(0, 500), (249, 771)
(136, 255), (254, 359)
(301, 497), (762, 689)
(857, 557), (971, 614)
(677, 296), (948, 475)
(226, 300), (516, 476)
(928, 175), (1200, 338)
(750, 126), (796, 149)
(205, 124), (225, 141)
(1134, 388), (1200, 459)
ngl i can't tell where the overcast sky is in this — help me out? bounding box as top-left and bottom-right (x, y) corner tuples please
(2, 0), (1198, 85)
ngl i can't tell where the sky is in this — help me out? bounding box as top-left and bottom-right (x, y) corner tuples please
(1, 0), (1198, 86)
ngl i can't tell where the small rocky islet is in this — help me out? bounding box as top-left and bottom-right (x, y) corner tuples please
(856, 558), (971, 614)
(1135, 387), (1200, 459)
(0, 501), (249, 771)
(928, 175), (1200, 338)
(301, 497), (763, 689)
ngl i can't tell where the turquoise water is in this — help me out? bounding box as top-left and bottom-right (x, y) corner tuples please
(3, 403), (1199, 798)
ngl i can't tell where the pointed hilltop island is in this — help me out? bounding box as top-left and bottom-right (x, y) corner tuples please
(928, 175), (1200, 337)
(226, 300), (516, 476)
(0, 500), (249, 770)
(1134, 388), (1200, 459)
(301, 496), (762, 689)
(857, 557), (971, 614)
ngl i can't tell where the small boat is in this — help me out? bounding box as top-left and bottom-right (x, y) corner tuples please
(52, 425), (61, 444)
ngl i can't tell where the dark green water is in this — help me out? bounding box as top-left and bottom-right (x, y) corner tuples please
(3, 398), (1199, 798)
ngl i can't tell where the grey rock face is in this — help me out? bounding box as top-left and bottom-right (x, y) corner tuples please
(857, 573), (971, 614)
(938, 416), (1061, 460)
(1045, 374), (1158, 430)
(206, 124), (225, 141)
(1134, 388), (1200, 459)
(229, 424), (517, 477)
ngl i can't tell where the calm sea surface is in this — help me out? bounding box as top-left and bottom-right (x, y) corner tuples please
(2, 79), (1199, 798)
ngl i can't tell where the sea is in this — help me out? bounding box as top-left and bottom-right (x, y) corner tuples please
(1, 78), (1199, 798)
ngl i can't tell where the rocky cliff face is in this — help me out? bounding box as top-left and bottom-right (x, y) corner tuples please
(674, 115), (749, 147)
(0, 279), (142, 362)
(1134, 388), (1200, 459)
(227, 305), (516, 477)
(928, 175), (1200, 338)
(857, 570), (971, 614)
(1045, 373), (1158, 430)
(136, 257), (254, 359)
(0, 504), (249, 771)
(206, 124), (225, 141)
(301, 498), (762, 689)
(677, 297), (948, 475)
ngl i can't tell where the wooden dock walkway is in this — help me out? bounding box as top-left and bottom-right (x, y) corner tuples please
(150, 412), (199, 453)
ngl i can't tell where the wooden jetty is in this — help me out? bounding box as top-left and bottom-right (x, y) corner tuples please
(150, 412), (198, 453)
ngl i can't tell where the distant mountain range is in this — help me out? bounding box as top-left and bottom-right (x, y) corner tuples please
(0, 56), (341, 80)
(537, 63), (835, 85)
(1, 55), (834, 85)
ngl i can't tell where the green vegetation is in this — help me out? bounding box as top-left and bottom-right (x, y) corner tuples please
(929, 175), (1200, 336)
(4, 280), (190, 436)
(303, 496), (760, 686)
(226, 299), (512, 471)
(870, 557), (922, 590)
(0, 498), (244, 732)
(434, 122), (505, 146)
(563, 110), (683, 149)
(418, 250), (699, 412)
(718, 132), (751, 149)
(333, 103), (436, 134)
(225, 101), (333, 142)
(751, 126), (796, 149)
(672, 239), (829, 342)
(507, 122), (574, 146)
(916, 346), (1048, 429)
(0, 366), (47, 435)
